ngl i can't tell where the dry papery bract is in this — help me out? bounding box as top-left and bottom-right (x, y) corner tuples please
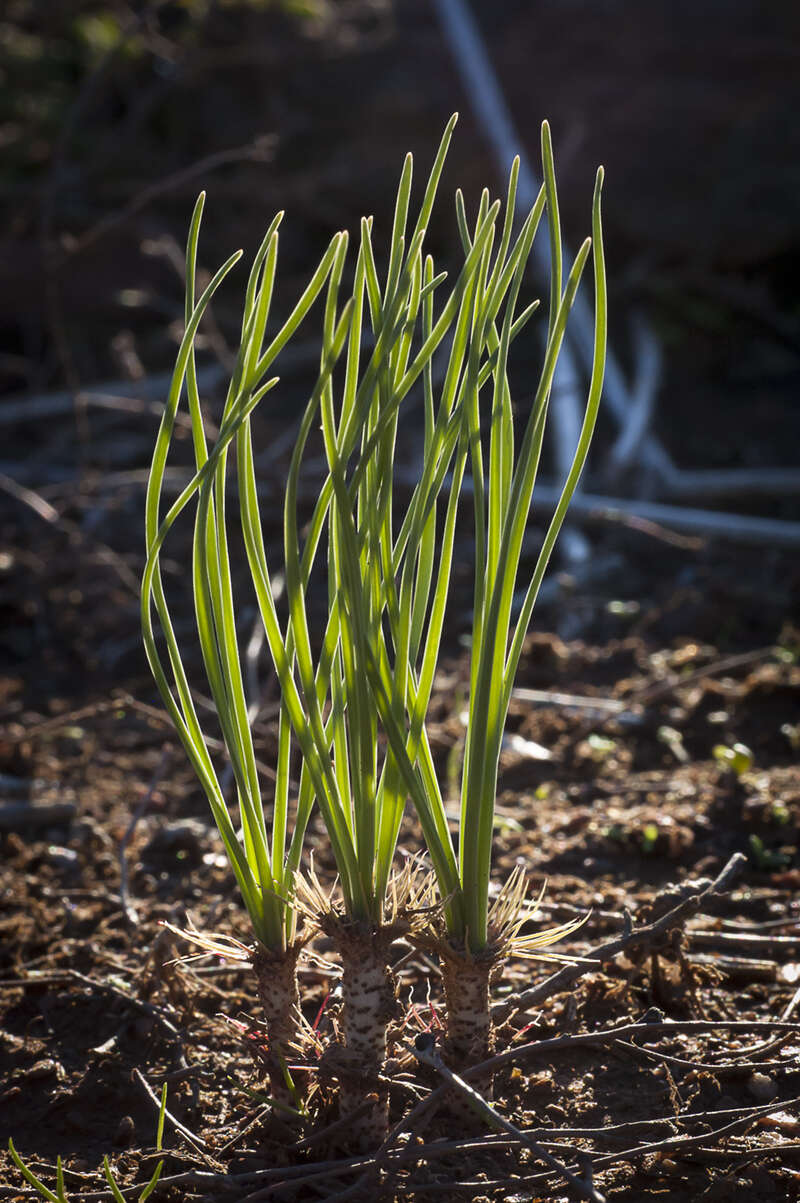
(140, 111), (606, 1144)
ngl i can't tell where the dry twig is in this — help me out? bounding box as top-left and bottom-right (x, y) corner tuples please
(411, 1033), (605, 1203)
(493, 852), (747, 1023)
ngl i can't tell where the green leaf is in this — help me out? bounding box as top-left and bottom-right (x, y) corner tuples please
(7, 1139), (64, 1203)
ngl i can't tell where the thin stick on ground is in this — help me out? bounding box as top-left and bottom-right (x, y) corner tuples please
(410, 1033), (605, 1203)
(466, 1023), (800, 1082)
(493, 851), (747, 1023)
(132, 1069), (214, 1161)
(317, 1017), (800, 1196)
(0, 471), (140, 595)
(431, 0), (662, 487)
(585, 1100), (800, 1174)
(747, 981), (800, 1058)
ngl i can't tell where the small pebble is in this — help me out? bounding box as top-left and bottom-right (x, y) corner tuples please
(142, 819), (209, 867)
(748, 1072), (778, 1102)
(134, 1014), (154, 1039)
(46, 845), (79, 870)
(113, 1115), (136, 1148)
(28, 1059), (58, 1081)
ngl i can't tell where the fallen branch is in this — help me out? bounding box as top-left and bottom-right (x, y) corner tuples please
(432, 0), (601, 566)
(0, 366), (225, 426)
(395, 465), (800, 548)
(432, 0), (665, 496)
(493, 852), (747, 1023)
(0, 471), (140, 595)
(0, 801), (77, 831)
(133, 1068), (213, 1160)
(663, 466), (800, 500)
(469, 1022), (800, 1082)
(534, 486), (800, 548)
(631, 645), (776, 705)
(587, 1099), (800, 1173)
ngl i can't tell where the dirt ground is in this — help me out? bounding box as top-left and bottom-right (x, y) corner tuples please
(2, 2), (800, 1200)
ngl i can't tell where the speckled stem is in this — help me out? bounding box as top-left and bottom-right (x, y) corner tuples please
(332, 923), (397, 1149)
(440, 946), (496, 1116)
(252, 943), (302, 1113)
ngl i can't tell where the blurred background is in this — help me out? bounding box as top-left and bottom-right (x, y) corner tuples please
(2, 0), (799, 696)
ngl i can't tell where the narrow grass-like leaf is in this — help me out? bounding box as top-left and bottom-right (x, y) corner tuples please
(7, 1141), (63, 1203)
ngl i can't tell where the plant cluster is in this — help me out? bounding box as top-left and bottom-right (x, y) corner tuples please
(141, 115), (606, 1142)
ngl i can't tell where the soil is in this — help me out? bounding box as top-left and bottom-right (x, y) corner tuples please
(2, 2), (800, 1200)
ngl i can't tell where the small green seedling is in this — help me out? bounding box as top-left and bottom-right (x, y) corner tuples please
(657, 724), (688, 763)
(713, 741), (754, 777)
(587, 733), (618, 761)
(770, 801), (791, 827)
(640, 822), (660, 854)
(781, 723), (800, 751)
(748, 833), (792, 873)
